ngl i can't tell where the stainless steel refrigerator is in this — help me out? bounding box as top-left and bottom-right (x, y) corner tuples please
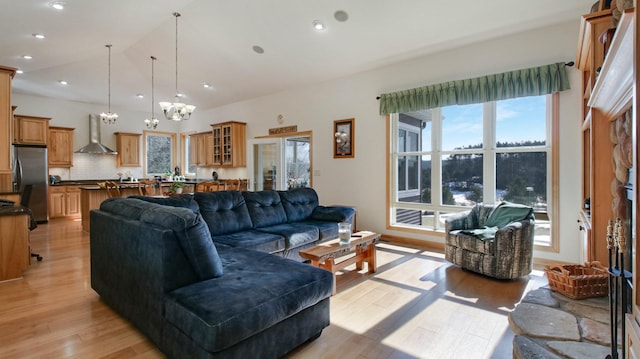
(14, 145), (49, 223)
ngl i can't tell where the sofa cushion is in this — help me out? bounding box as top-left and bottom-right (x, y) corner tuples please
(242, 190), (288, 228)
(278, 188), (319, 223)
(164, 246), (333, 353)
(310, 205), (355, 223)
(257, 223), (319, 249)
(101, 198), (223, 280)
(295, 219), (339, 240)
(129, 194), (200, 214)
(211, 230), (285, 254)
(194, 191), (254, 235)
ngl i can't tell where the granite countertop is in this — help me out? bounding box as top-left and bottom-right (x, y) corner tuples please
(53, 179), (202, 187)
(0, 204), (30, 216)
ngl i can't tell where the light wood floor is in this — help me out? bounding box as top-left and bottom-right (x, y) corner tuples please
(0, 219), (547, 359)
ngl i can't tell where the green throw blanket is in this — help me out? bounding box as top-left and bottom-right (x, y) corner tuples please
(461, 202), (533, 240)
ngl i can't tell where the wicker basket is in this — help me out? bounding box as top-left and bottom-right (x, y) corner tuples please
(544, 261), (609, 299)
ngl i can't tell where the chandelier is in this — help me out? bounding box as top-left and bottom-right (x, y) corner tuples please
(100, 44), (118, 124)
(144, 56), (159, 129)
(159, 12), (196, 121)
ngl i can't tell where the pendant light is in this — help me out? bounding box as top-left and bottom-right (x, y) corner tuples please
(145, 56), (159, 129)
(159, 12), (196, 121)
(100, 44), (118, 124)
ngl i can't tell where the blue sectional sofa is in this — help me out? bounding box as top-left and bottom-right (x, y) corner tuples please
(90, 188), (355, 358)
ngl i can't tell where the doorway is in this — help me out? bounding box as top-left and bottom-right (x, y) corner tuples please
(247, 132), (312, 191)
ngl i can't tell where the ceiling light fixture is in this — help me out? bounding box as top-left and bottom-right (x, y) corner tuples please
(22, 55), (33, 60)
(312, 20), (325, 31)
(136, 93), (144, 99)
(145, 56), (159, 129)
(16, 70), (23, 74)
(33, 33), (46, 40)
(252, 45), (264, 54)
(100, 44), (118, 124)
(159, 12), (195, 121)
(334, 10), (349, 22)
(58, 80), (68, 85)
(50, 1), (64, 10)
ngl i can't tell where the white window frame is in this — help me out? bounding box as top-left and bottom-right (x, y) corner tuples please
(388, 94), (559, 251)
(143, 130), (177, 178)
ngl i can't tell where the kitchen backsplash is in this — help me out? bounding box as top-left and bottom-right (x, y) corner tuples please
(49, 154), (143, 181)
(48, 154), (247, 181)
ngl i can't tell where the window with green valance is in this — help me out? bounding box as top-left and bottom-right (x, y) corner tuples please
(379, 62), (570, 115)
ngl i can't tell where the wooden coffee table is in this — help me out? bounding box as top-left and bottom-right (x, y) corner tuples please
(299, 231), (380, 295)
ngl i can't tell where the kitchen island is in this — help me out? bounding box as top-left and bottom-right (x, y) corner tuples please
(79, 181), (196, 232)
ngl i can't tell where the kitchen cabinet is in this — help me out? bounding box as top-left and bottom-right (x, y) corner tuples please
(0, 212), (29, 281)
(48, 126), (74, 167)
(204, 132), (215, 166)
(49, 185), (81, 219)
(13, 114), (50, 145)
(212, 121), (246, 167)
(114, 132), (141, 167)
(189, 131), (215, 167)
(0, 68), (16, 193)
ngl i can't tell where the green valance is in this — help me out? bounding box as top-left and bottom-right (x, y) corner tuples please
(379, 62), (570, 115)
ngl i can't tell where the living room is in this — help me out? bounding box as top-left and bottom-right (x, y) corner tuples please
(0, 0), (636, 358)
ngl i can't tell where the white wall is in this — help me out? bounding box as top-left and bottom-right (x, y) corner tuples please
(12, 94), (182, 180)
(13, 20), (583, 263)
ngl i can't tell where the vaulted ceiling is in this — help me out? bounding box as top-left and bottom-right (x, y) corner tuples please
(1, 0), (595, 113)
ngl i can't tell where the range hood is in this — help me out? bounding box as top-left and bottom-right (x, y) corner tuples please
(75, 114), (117, 155)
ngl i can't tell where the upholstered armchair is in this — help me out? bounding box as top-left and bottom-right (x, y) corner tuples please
(444, 202), (535, 279)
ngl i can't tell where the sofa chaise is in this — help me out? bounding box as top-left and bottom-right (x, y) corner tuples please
(90, 188), (355, 358)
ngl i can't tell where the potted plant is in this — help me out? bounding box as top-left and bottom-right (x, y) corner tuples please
(169, 181), (185, 194)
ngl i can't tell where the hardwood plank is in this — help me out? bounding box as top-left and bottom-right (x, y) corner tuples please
(0, 219), (548, 358)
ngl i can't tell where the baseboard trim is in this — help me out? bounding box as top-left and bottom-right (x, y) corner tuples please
(381, 234), (445, 252)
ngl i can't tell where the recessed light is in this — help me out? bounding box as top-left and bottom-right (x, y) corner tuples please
(50, 1), (64, 10)
(312, 20), (325, 31)
(136, 93), (144, 99)
(176, 93), (185, 98)
(22, 55), (33, 60)
(33, 33), (46, 40)
(16, 70), (23, 74)
(202, 83), (212, 89)
(252, 45), (264, 54)
(334, 10), (349, 22)
(58, 80), (68, 85)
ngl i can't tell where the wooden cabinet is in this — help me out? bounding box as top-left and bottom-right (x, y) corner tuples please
(114, 132), (141, 167)
(576, 9), (615, 265)
(49, 185), (81, 219)
(204, 132), (215, 166)
(578, 7), (640, 351)
(189, 131), (216, 167)
(188, 122), (245, 168)
(0, 68), (16, 192)
(48, 126), (74, 167)
(0, 213), (29, 281)
(212, 121), (246, 167)
(212, 125), (222, 165)
(13, 114), (50, 145)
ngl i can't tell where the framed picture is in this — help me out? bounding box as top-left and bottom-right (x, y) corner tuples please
(333, 118), (354, 158)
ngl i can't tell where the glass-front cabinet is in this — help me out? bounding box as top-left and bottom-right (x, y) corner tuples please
(211, 121), (246, 167)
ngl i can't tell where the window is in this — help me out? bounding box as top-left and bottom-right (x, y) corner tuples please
(389, 94), (555, 249)
(182, 132), (197, 176)
(144, 130), (177, 177)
